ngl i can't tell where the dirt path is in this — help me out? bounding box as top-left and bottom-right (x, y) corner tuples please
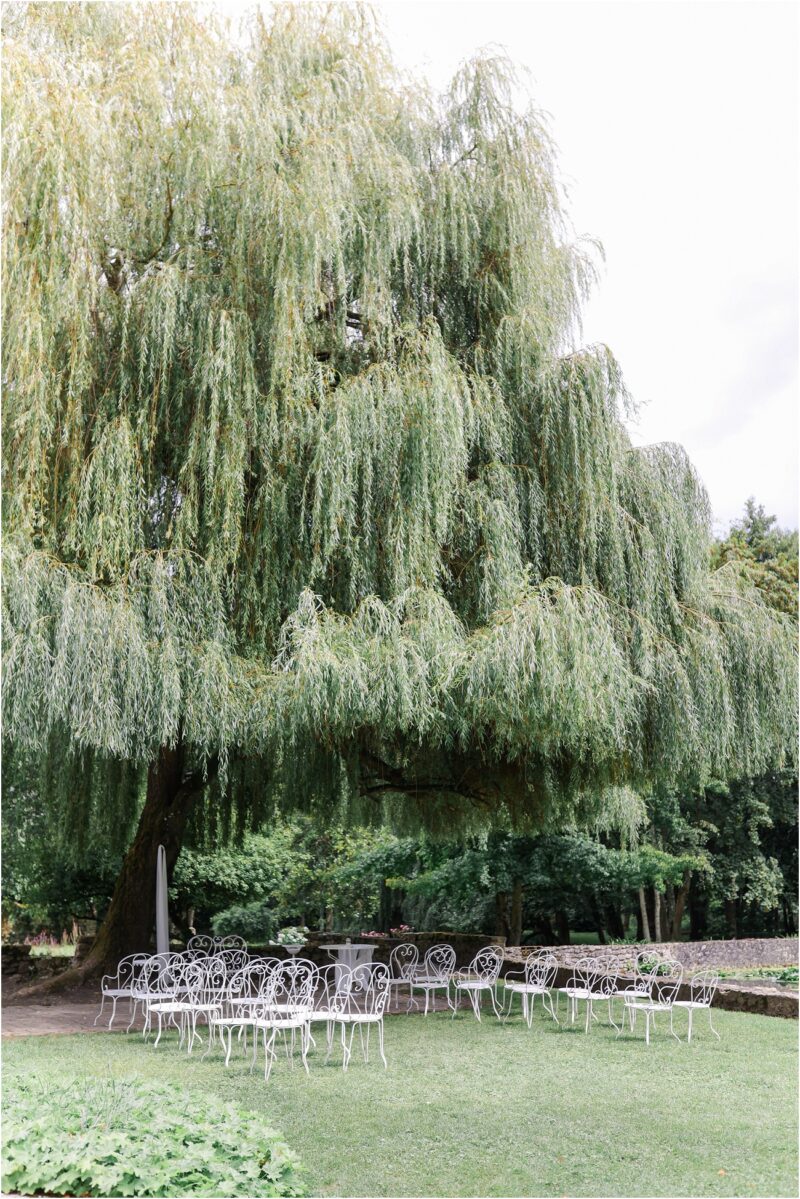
(1, 991), (460, 1038)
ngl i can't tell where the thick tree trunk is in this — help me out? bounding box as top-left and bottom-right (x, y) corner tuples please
(689, 886), (707, 940)
(638, 887), (651, 942)
(670, 870), (691, 941)
(554, 909), (570, 945)
(509, 880), (523, 946)
(19, 744), (208, 995)
(494, 891), (510, 939)
(724, 897), (738, 939)
(605, 904), (625, 940)
(588, 896), (606, 944)
(652, 887), (662, 942)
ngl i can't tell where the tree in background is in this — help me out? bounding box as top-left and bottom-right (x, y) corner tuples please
(3, 4), (796, 981)
(713, 498), (798, 619)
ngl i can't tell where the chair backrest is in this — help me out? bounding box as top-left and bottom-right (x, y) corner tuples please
(423, 944), (456, 980)
(649, 959), (683, 1005)
(273, 958), (317, 1008)
(633, 950), (666, 990)
(333, 962), (390, 1017)
(689, 969), (718, 1007)
(153, 954), (194, 997)
(314, 963), (353, 1010)
(566, 956), (600, 991)
(214, 948), (249, 972)
(186, 934), (213, 955)
(467, 946), (504, 982)
(186, 934), (248, 955)
(112, 953), (149, 989)
(389, 942), (419, 979)
(525, 951), (557, 990)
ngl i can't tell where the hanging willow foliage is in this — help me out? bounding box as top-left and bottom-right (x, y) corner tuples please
(2, 1), (796, 838)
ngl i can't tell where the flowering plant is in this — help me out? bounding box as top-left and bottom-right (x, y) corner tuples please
(273, 925), (309, 946)
(390, 924), (414, 936)
(359, 930), (387, 938)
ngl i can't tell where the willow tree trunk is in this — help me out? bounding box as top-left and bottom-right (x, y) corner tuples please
(509, 880), (523, 947)
(638, 887), (651, 942)
(20, 744), (207, 994)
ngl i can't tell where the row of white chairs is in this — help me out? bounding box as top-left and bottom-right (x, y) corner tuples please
(554, 952), (721, 1044)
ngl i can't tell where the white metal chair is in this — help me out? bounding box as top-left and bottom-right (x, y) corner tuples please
(618, 958), (684, 1044)
(206, 961), (277, 1066)
(150, 957), (228, 1051)
(248, 958), (317, 1081)
(557, 957), (602, 1032)
(95, 953), (150, 1029)
(609, 949), (667, 1006)
(129, 953), (184, 1037)
(503, 951), (559, 1026)
(328, 962), (391, 1071)
(388, 943), (419, 1007)
(306, 963), (352, 1055)
(408, 944), (456, 1015)
(671, 969), (721, 1043)
(451, 946), (504, 1020)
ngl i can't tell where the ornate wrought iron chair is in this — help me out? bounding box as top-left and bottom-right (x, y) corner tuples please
(671, 969), (721, 1043)
(451, 946), (504, 1020)
(503, 950), (559, 1026)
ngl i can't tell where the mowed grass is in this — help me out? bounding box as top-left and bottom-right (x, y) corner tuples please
(4, 1003), (798, 1197)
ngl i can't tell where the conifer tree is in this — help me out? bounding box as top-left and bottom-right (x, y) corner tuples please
(3, 2), (796, 979)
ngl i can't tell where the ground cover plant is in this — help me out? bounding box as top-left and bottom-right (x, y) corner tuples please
(1, 1072), (305, 1198)
(4, 1007), (797, 1198)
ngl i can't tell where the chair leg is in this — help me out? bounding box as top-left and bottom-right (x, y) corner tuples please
(708, 1008), (720, 1041)
(378, 1019), (387, 1069)
(94, 994), (106, 1027)
(645, 1011), (652, 1045)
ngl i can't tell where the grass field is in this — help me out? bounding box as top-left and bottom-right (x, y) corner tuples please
(4, 1003), (798, 1197)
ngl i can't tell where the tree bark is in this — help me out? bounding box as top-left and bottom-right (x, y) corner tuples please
(554, 909), (570, 945)
(18, 744), (209, 995)
(638, 887), (651, 942)
(509, 880), (523, 946)
(652, 887), (662, 942)
(724, 897), (738, 939)
(670, 870), (691, 941)
(494, 891), (510, 940)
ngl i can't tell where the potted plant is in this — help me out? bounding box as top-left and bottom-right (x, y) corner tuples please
(272, 926), (309, 956)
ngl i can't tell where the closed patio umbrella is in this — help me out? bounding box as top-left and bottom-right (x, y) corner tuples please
(156, 844), (169, 956)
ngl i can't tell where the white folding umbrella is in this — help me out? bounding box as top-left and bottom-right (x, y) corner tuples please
(156, 844), (169, 956)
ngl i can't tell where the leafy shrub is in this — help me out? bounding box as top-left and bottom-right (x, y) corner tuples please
(211, 899), (276, 942)
(2, 1073), (306, 1198)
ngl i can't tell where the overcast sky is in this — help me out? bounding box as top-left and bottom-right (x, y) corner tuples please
(377, 0), (798, 532)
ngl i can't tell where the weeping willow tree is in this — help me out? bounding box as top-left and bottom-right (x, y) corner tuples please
(3, 2), (796, 978)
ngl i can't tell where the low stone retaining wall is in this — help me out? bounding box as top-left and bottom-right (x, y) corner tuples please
(506, 937), (798, 971)
(1, 944), (74, 989)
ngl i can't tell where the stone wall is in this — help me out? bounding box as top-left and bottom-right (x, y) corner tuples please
(1, 943), (74, 989)
(505, 937), (798, 971)
(254, 932), (505, 971)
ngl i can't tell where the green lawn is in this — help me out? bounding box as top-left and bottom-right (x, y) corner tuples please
(4, 1004), (797, 1197)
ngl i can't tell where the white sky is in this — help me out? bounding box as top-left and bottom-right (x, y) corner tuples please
(376, 0), (799, 532)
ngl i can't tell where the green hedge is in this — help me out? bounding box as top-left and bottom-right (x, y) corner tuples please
(2, 1073), (306, 1198)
